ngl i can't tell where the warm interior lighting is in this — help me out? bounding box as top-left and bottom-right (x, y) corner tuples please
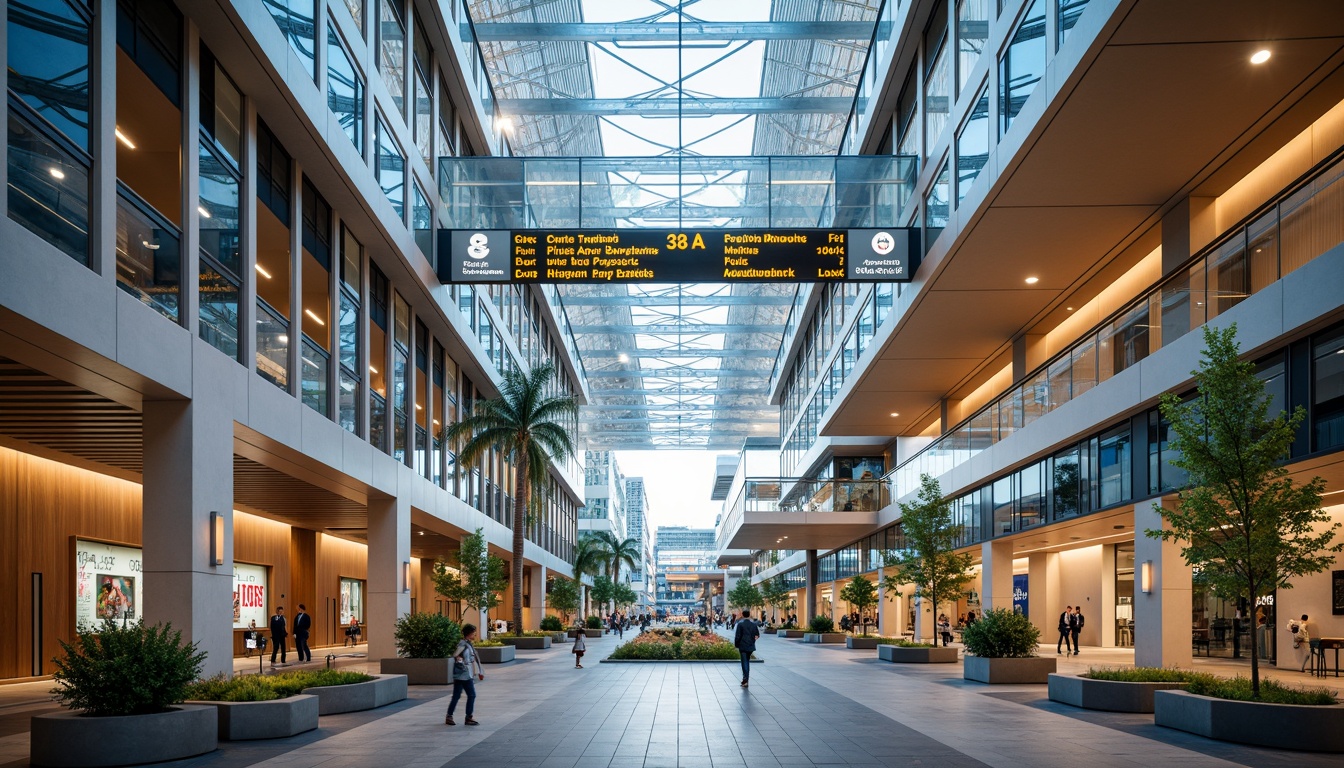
(141, 240), (160, 250)
(889, 412), (900, 417)
(304, 309), (326, 326)
(418, 530), (425, 536)
(49, 167), (65, 180)
(369, 365), (379, 374)
(415, 403), (423, 410)
(278, 334), (288, 344)
(1140, 560), (1153, 593)
(1250, 49), (1272, 64)
(255, 264), (273, 280)
(402, 561), (411, 593)
(1025, 276), (1039, 284)
(1066, 306), (1074, 311)
(198, 205), (211, 219)
(210, 511), (225, 566)
(114, 127), (136, 149)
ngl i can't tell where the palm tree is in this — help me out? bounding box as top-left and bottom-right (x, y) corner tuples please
(590, 530), (641, 614)
(442, 361), (577, 636)
(572, 535), (606, 619)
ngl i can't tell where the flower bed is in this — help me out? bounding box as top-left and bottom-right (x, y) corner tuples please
(609, 630), (742, 661)
(874, 638), (934, 647)
(186, 670), (373, 702)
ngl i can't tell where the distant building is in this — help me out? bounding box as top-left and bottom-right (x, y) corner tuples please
(655, 526), (718, 615)
(625, 477), (655, 610)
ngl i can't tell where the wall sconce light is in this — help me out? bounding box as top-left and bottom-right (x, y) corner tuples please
(210, 511), (224, 566)
(402, 561), (411, 594)
(1140, 560), (1153, 594)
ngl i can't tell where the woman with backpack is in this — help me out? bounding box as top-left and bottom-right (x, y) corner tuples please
(445, 623), (484, 726)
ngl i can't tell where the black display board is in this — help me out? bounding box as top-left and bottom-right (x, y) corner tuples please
(1333, 569), (1344, 616)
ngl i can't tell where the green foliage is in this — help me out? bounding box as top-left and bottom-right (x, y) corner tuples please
(608, 631), (741, 660)
(838, 576), (878, 634)
(759, 577), (795, 619)
(1083, 667), (1202, 683)
(1149, 324), (1340, 696)
(882, 474), (975, 647)
(614, 582), (639, 608)
(586, 615), (605, 629)
(874, 637), (933, 648)
(432, 528), (507, 615)
(588, 531), (642, 590)
(546, 578), (581, 622)
(52, 619), (206, 716)
(473, 639), (506, 648)
(441, 360), (578, 638)
(808, 615), (834, 633)
(726, 578), (764, 611)
(590, 574), (617, 608)
(185, 670), (373, 702)
(540, 615), (564, 632)
(960, 608), (1040, 658)
(1184, 674), (1336, 705)
(393, 612), (462, 658)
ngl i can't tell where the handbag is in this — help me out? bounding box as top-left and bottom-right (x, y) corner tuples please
(452, 657), (469, 678)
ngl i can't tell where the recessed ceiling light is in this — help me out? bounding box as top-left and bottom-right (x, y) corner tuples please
(1066, 306), (1074, 311)
(114, 127), (136, 149)
(889, 412), (900, 417)
(198, 205), (211, 219)
(49, 167), (65, 180)
(1250, 49), (1271, 64)
(1025, 276), (1039, 284)
(418, 531), (425, 536)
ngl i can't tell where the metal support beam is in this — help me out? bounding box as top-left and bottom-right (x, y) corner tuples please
(498, 97), (858, 117)
(579, 349), (775, 359)
(563, 296), (794, 307)
(583, 368), (769, 379)
(586, 388), (763, 396)
(474, 21), (876, 43)
(573, 324), (772, 335)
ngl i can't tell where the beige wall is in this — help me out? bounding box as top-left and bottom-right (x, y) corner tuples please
(1276, 504), (1344, 669)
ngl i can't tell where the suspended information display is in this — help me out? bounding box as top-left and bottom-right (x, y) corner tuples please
(436, 228), (919, 284)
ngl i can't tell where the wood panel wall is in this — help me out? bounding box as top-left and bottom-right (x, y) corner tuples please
(314, 534), (367, 649)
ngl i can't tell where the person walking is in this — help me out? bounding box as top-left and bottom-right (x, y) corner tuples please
(445, 623), (484, 726)
(244, 619), (258, 658)
(734, 608), (761, 688)
(269, 605), (289, 665)
(293, 604), (312, 662)
(1071, 607), (1085, 656)
(1057, 606), (1073, 656)
(572, 622), (587, 668)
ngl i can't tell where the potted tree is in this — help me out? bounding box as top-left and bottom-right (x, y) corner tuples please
(803, 615), (845, 644)
(380, 612), (462, 684)
(430, 528), (512, 662)
(962, 608), (1054, 683)
(882, 474), (973, 648)
(547, 577), (580, 642)
(1145, 325), (1343, 747)
(589, 575), (617, 635)
(840, 576), (880, 648)
(442, 361), (578, 642)
(726, 578), (764, 628)
(31, 620), (218, 767)
(759, 577), (793, 633)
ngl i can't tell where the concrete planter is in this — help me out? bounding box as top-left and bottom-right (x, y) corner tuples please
(501, 636), (552, 649)
(778, 629), (806, 638)
(30, 705), (217, 767)
(569, 629), (603, 638)
(551, 632), (571, 643)
(380, 657), (454, 685)
(963, 655), (1056, 684)
(764, 627), (778, 635)
(878, 645), (958, 663)
(476, 645), (516, 663)
(186, 695), (318, 740)
(845, 637), (879, 649)
(802, 633), (847, 644)
(302, 674), (407, 715)
(1048, 674), (1186, 713)
(1154, 690), (1344, 752)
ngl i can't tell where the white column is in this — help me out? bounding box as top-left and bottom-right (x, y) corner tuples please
(1027, 552), (1059, 643)
(1134, 498), (1193, 668)
(525, 564), (547, 630)
(804, 550), (818, 621)
(1100, 544), (1117, 647)
(877, 567), (897, 637)
(140, 356), (235, 677)
(366, 493), (410, 660)
(913, 592), (931, 641)
(981, 539), (1015, 613)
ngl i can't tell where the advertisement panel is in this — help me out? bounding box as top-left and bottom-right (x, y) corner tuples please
(232, 563), (268, 629)
(75, 539), (144, 630)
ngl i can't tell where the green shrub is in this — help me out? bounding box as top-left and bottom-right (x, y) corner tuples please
(808, 615), (834, 634)
(960, 608), (1040, 658)
(52, 619), (206, 716)
(586, 615), (605, 629)
(1084, 667), (1201, 683)
(608, 631), (740, 660)
(474, 639), (506, 647)
(393, 612), (462, 658)
(186, 669), (373, 702)
(1184, 674), (1336, 705)
(214, 676), (279, 702)
(874, 637), (933, 648)
(540, 615), (564, 632)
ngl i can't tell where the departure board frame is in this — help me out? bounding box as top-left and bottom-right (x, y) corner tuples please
(435, 228), (919, 284)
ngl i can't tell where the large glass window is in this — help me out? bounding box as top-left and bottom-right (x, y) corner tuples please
(115, 191), (181, 321)
(437, 73), (456, 160)
(7, 113), (90, 265)
(999, 0), (1045, 134)
(1058, 0), (1090, 46)
(413, 181), (433, 258)
(1097, 424), (1131, 508)
(375, 115), (405, 218)
(412, 13), (433, 168)
(1098, 301), (1150, 381)
(1206, 233), (1249, 320)
(923, 14), (950, 154)
(1313, 327), (1344, 452)
(393, 293), (410, 461)
(1051, 448), (1080, 519)
(369, 265), (389, 450)
(992, 476), (1014, 535)
(265, 0), (316, 79)
(377, 0), (406, 114)
(200, 47), (242, 168)
(328, 22), (364, 152)
(300, 179), (332, 415)
(8, 0), (91, 151)
(1017, 463), (1043, 529)
(197, 48), (242, 356)
(338, 226), (362, 433)
(256, 123), (293, 389)
(956, 84), (990, 203)
(956, 0), (990, 94)
(924, 160), (949, 249)
(895, 71), (919, 157)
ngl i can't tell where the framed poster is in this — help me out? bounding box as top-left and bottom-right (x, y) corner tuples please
(232, 563), (269, 629)
(339, 577), (364, 626)
(1332, 570), (1344, 616)
(75, 539), (144, 630)
(1012, 574), (1029, 617)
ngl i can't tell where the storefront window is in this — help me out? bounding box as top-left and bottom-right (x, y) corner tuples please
(1114, 544), (1134, 647)
(1313, 326), (1344, 451)
(339, 577), (365, 625)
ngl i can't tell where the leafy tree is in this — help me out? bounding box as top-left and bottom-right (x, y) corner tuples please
(441, 361), (578, 636)
(572, 535), (606, 617)
(590, 530), (641, 612)
(1147, 324), (1340, 697)
(432, 528), (507, 631)
(839, 576), (878, 635)
(547, 577), (581, 624)
(882, 474), (974, 646)
(614, 582), (639, 609)
(726, 577), (764, 613)
(760, 577), (795, 623)
(590, 574), (617, 614)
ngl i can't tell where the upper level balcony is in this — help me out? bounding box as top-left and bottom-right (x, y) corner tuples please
(716, 478), (890, 551)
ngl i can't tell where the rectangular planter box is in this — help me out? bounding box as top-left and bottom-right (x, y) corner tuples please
(764, 627), (778, 634)
(1155, 690), (1344, 752)
(878, 645), (958, 663)
(551, 632), (571, 643)
(1048, 674), (1186, 713)
(380, 657), (453, 685)
(31, 705), (217, 767)
(963, 656), (1056, 684)
(569, 629), (603, 638)
(778, 629), (806, 638)
(846, 637), (879, 649)
(476, 645), (516, 663)
(303, 674), (408, 715)
(186, 695), (319, 740)
(802, 633), (846, 644)
(501, 636), (552, 649)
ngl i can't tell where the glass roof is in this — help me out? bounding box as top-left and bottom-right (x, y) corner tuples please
(466, 0), (882, 448)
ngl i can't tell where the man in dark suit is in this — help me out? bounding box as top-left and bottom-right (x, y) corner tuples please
(734, 608), (761, 688)
(293, 604), (312, 662)
(269, 606), (288, 665)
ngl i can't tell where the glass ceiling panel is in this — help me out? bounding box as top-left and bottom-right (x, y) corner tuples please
(465, 0), (881, 449)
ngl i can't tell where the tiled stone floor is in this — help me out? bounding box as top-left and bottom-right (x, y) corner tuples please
(2, 630), (1343, 768)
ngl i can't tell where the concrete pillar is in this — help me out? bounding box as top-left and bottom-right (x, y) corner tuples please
(981, 539), (1015, 613)
(913, 592), (931, 641)
(1027, 552), (1059, 643)
(1135, 498), (1193, 668)
(525, 564), (546, 630)
(141, 391), (234, 678)
(804, 550), (818, 621)
(366, 493), (410, 660)
(723, 570), (738, 613)
(877, 567), (898, 637)
(1100, 545), (1117, 647)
